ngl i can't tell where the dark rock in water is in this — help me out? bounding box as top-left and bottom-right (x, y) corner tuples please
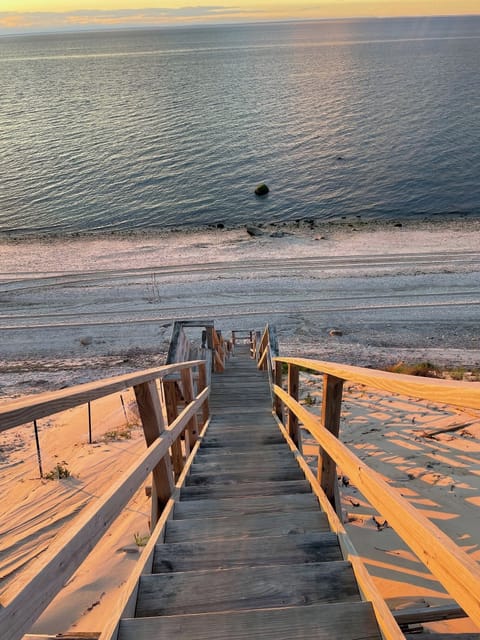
(394, 222), (403, 228)
(329, 329), (343, 337)
(216, 222), (225, 229)
(255, 183), (269, 196)
(337, 156), (344, 161)
(246, 224), (265, 237)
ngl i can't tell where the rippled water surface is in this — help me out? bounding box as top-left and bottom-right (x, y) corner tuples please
(1, 17), (479, 234)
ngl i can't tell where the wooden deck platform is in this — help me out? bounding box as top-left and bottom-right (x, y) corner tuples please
(117, 344), (382, 640)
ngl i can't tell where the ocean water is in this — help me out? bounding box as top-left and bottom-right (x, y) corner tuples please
(1, 16), (479, 235)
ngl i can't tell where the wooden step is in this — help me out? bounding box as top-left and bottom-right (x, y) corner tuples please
(180, 479), (312, 501)
(200, 433), (285, 447)
(193, 444), (293, 459)
(165, 510), (329, 543)
(173, 493), (319, 520)
(185, 467), (304, 485)
(189, 457), (300, 474)
(119, 600), (381, 640)
(153, 531), (342, 573)
(136, 560), (359, 617)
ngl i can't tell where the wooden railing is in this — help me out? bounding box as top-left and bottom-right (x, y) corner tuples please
(0, 359), (210, 640)
(252, 326), (480, 633)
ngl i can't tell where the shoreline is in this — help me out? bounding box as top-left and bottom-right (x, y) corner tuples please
(1, 212), (480, 244)
(1, 217), (480, 398)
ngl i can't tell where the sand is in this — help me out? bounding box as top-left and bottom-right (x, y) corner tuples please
(1, 218), (479, 636)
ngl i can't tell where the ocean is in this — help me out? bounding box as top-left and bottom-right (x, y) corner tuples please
(1, 16), (479, 236)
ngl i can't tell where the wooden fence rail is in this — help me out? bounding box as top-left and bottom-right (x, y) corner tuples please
(0, 359), (210, 640)
(270, 353), (480, 629)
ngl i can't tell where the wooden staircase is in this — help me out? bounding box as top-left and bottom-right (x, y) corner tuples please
(117, 344), (382, 640)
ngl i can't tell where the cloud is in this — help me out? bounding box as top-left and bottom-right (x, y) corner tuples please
(0, 5), (253, 33)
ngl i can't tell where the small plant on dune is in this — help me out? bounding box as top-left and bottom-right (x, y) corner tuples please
(104, 427), (132, 442)
(449, 367), (466, 381)
(133, 532), (149, 547)
(302, 393), (316, 406)
(45, 461), (71, 480)
(386, 361), (441, 378)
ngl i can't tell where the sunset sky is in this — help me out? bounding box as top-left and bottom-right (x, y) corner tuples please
(1, 1), (479, 34)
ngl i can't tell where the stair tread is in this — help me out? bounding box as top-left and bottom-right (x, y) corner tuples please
(136, 560), (360, 617)
(165, 509), (329, 543)
(153, 531), (342, 572)
(190, 456), (298, 470)
(119, 601), (381, 640)
(173, 493), (319, 519)
(194, 444), (291, 457)
(180, 479), (312, 500)
(186, 467), (304, 485)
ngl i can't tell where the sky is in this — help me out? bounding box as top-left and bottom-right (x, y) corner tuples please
(1, 1), (479, 34)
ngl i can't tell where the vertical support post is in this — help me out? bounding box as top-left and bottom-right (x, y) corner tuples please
(274, 363), (283, 420)
(197, 362), (210, 426)
(181, 368), (199, 447)
(163, 380), (183, 480)
(318, 374), (344, 514)
(33, 420), (43, 479)
(134, 380), (174, 530)
(120, 394), (128, 424)
(287, 364), (300, 447)
(87, 401), (92, 444)
(255, 331), (261, 361)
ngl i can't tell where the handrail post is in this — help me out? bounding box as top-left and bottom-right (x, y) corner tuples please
(287, 363), (300, 446)
(197, 362), (210, 426)
(318, 373), (344, 514)
(163, 380), (183, 480)
(134, 380), (174, 529)
(274, 362), (283, 420)
(181, 368), (199, 446)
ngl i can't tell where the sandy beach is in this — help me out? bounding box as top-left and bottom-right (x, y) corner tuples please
(1, 217), (480, 636)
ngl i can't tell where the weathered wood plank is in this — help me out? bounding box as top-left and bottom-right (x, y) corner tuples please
(180, 479), (312, 501)
(185, 467), (304, 485)
(275, 356), (480, 410)
(189, 457), (300, 474)
(200, 433), (285, 447)
(318, 373), (344, 514)
(287, 363), (300, 446)
(165, 510), (329, 543)
(134, 381), (174, 520)
(0, 360), (205, 432)
(173, 493), (319, 519)
(136, 561), (359, 617)
(119, 600), (381, 640)
(274, 384), (480, 629)
(153, 531), (341, 573)
(193, 444), (291, 458)
(0, 388), (209, 640)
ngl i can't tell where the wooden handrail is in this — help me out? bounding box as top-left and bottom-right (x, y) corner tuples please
(273, 383), (480, 628)
(0, 386), (209, 640)
(0, 361), (205, 432)
(275, 356), (480, 410)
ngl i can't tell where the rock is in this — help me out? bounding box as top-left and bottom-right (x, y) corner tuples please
(118, 545), (139, 554)
(79, 336), (93, 346)
(270, 230), (290, 238)
(394, 222), (403, 228)
(246, 224), (265, 237)
(329, 329), (343, 337)
(254, 183), (269, 196)
(216, 222), (225, 229)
